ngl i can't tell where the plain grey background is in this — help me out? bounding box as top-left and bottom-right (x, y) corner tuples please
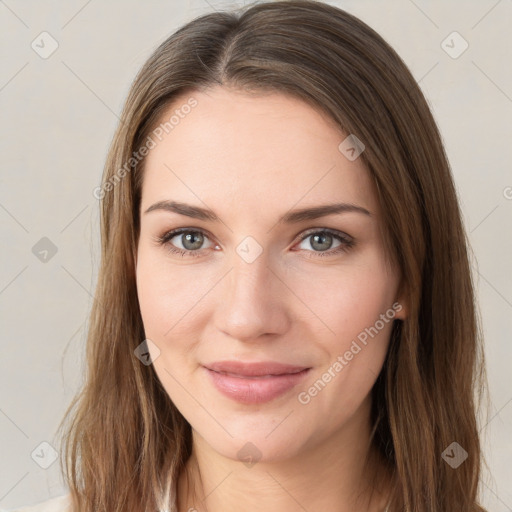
(1, 0), (511, 510)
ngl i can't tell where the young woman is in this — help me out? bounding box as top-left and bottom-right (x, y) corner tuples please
(9, 1), (488, 511)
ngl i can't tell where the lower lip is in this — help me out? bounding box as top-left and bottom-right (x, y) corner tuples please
(204, 367), (310, 404)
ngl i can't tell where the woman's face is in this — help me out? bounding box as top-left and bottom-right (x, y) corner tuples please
(136, 86), (406, 463)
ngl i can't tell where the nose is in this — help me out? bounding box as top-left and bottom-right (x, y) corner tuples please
(214, 253), (292, 343)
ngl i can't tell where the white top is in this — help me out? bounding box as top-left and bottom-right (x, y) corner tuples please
(0, 494), (71, 512)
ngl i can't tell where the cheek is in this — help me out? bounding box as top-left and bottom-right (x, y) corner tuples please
(136, 245), (205, 338)
(290, 255), (397, 347)
(292, 255), (397, 410)
(136, 250), (205, 408)
(135, 245), (216, 391)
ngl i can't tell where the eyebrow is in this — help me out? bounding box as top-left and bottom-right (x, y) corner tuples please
(144, 200), (371, 223)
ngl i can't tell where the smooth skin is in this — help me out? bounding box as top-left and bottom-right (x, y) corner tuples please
(136, 86), (407, 512)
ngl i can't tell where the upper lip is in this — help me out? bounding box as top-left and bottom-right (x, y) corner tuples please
(204, 361), (310, 377)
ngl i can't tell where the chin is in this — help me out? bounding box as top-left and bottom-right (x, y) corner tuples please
(192, 410), (316, 465)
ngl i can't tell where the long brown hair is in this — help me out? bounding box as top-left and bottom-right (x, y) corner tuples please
(57, 1), (489, 510)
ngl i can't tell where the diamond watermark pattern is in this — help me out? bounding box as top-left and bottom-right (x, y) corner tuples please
(237, 441), (262, 468)
(32, 237), (58, 263)
(134, 339), (161, 365)
(338, 134), (365, 161)
(441, 441), (468, 469)
(31, 31), (59, 59)
(31, 441), (58, 469)
(236, 236), (263, 263)
(441, 31), (469, 59)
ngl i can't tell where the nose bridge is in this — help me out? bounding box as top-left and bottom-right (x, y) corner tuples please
(229, 251), (270, 303)
(215, 247), (290, 341)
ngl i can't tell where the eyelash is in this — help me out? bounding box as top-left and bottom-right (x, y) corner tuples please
(154, 227), (355, 259)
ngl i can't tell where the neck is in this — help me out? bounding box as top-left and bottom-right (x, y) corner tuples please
(177, 396), (392, 512)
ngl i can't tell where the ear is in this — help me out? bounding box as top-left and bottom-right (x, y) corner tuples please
(392, 282), (408, 320)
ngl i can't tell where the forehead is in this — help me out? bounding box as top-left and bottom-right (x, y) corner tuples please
(140, 86), (378, 218)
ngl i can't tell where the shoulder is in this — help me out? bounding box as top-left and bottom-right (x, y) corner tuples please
(1, 494), (71, 512)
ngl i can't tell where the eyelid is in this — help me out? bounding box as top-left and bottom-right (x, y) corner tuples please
(154, 227), (214, 245)
(295, 227), (352, 243)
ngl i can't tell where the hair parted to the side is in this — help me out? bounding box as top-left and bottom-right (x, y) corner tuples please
(56, 1), (489, 511)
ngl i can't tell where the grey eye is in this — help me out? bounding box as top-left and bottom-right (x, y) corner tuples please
(170, 231), (212, 251)
(299, 232), (342, 252)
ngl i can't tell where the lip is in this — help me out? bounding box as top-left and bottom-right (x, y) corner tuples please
(203, 361), (311, 404)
